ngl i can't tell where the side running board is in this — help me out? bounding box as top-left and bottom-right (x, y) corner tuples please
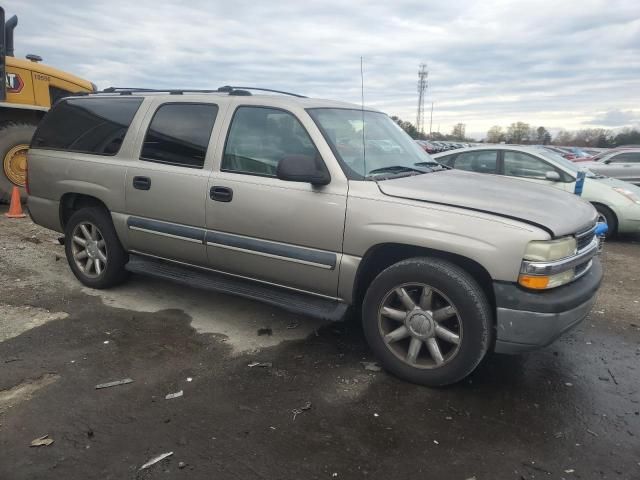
(125, 254), (348, 322)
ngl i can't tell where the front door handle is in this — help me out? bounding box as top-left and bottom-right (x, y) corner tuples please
(133, 176), (151, 190)
(210, 186), (233, 202)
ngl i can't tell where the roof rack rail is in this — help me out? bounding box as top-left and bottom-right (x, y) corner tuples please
(216, 86), (306, 98)
(96, 86), (306, 98)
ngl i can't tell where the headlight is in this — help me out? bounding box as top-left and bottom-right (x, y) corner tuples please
(613, 187), (640, 204)
(519, 237), (578, 290)
(523, 237), (576, 262)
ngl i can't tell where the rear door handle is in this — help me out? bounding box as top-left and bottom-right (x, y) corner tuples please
(133, 176), (151, 190)
(210, 186), (233, 202)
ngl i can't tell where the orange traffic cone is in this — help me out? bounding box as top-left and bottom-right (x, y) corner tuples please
(5, 186), (26, 218)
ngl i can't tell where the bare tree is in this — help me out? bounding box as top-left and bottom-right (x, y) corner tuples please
(486, 126), (505, 143)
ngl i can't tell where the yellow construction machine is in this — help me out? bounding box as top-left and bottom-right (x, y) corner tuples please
(0, 6), (95, 202)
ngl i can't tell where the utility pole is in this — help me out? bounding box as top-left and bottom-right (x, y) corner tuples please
(429, 101), (434, 138)
(416, 64), (428, 135)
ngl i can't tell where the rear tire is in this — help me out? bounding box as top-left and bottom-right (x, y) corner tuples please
(362, 257), (492, 386)
(593, 203), (617, 238)
(0, 122), (37, 203)
(64, 207), (130, 289)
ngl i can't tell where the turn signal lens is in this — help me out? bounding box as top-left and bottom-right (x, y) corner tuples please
(518, 269), (575, 290)
(518, 275), (550, 289)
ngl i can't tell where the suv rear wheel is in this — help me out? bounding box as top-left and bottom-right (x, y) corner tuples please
(362, 257), (492, 386)
(64, 207), (129, 288)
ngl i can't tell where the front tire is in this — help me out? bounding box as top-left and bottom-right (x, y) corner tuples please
(362, 257), (492, 386)
(64, 207), (130, 289)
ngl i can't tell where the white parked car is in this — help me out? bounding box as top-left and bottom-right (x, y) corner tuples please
(433, 145), (640, 236)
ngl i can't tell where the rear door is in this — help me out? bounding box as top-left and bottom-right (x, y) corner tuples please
(595, 152), (640, 185)
(125, 100), (224, 265)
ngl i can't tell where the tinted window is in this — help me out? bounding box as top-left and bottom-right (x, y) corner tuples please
(454, 151), (497, 173)
(141, 103), (218, 169)
(31, 97), (143, 155)
(503, 151), (554, 179)
(610, 152), (640, 163)
(223, 106), (318, 177)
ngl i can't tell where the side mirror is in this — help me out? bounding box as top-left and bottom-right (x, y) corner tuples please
(603, 159), (612, 164)
(277, 154), (331, 186)
(545, 171), (561, 181)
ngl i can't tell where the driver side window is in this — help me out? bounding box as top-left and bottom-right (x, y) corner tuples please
(222, 106), (319, 177)
(503, 151), (556, 179)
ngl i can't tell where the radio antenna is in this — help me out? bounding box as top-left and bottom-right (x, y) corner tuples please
(360, 56), (366, 176)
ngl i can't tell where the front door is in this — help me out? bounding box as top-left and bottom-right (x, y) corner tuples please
(500, 150), (571, 192)
(125, 101), (221, 265)
(205, 105), (347, 297)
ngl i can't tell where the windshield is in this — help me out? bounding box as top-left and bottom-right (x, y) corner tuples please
(308, 108), (438, 179)
(535, 147), (598, 178)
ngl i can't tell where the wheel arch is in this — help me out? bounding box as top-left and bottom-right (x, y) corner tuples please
(59, 193), (110, 230)
(352, 243), (496, 313)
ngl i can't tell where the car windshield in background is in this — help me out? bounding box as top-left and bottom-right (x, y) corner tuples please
(308, 108), (438, 179)
(535, 147), (597, 178)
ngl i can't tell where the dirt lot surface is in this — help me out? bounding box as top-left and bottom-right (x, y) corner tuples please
(1, 206), (639, 480)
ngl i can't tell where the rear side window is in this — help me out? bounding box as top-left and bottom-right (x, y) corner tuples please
(454, 151), (498, 173)
(31, 97), (143, 155)
(140, 103), (218, 169)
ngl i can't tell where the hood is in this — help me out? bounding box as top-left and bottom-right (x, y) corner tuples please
(377, 170), (597, 237)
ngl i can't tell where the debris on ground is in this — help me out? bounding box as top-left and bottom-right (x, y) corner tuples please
(248, 361), (272, 368)
(607, 368), (619, 385)
(361, 361), (382, 372)
(433, 440), (439, 445)
(140, 451), (174, 470)
(286, 321), (300, 329)
(178, 461), (186, 469)
(565, 382), (573, 387)
(186, 377), (193, 382)
(587, 429), (599, 437)
(565, 468), (575, 473)
(30, 435), (54, 447)
(165, 390), (183, 400)
(292, 401), (312, 421)
(257, 328), (272, 336)
(95, 378), (133, 389)
(239, 405), (259, 413)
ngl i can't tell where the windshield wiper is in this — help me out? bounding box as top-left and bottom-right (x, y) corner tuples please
(414, 161), (448, 170)
(366, 165), (430, 180)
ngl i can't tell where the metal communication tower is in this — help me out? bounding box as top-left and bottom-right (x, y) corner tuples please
(416, 64), (428, 134)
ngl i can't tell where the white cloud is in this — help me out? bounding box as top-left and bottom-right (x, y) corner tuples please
(5, 0), (640, 138)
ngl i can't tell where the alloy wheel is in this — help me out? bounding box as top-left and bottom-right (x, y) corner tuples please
(377, 283), (463, 369)
(71, 222), (108, 278)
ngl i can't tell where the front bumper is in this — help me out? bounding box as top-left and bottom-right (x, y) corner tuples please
(493, 257), (603, 354)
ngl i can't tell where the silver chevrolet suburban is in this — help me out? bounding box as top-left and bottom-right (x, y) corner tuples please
(26, 87), (603, 386)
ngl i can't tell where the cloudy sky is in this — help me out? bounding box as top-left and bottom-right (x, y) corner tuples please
(7, 0), (640, 138)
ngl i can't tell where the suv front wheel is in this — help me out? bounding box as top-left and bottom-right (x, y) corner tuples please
(64, 207), (130, 289)
(362, 257), (492, 386)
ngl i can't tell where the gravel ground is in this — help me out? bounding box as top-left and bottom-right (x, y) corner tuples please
(0, 206), (639, 480)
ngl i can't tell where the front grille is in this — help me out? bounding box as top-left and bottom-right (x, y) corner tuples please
(576, 223), (596, 251)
